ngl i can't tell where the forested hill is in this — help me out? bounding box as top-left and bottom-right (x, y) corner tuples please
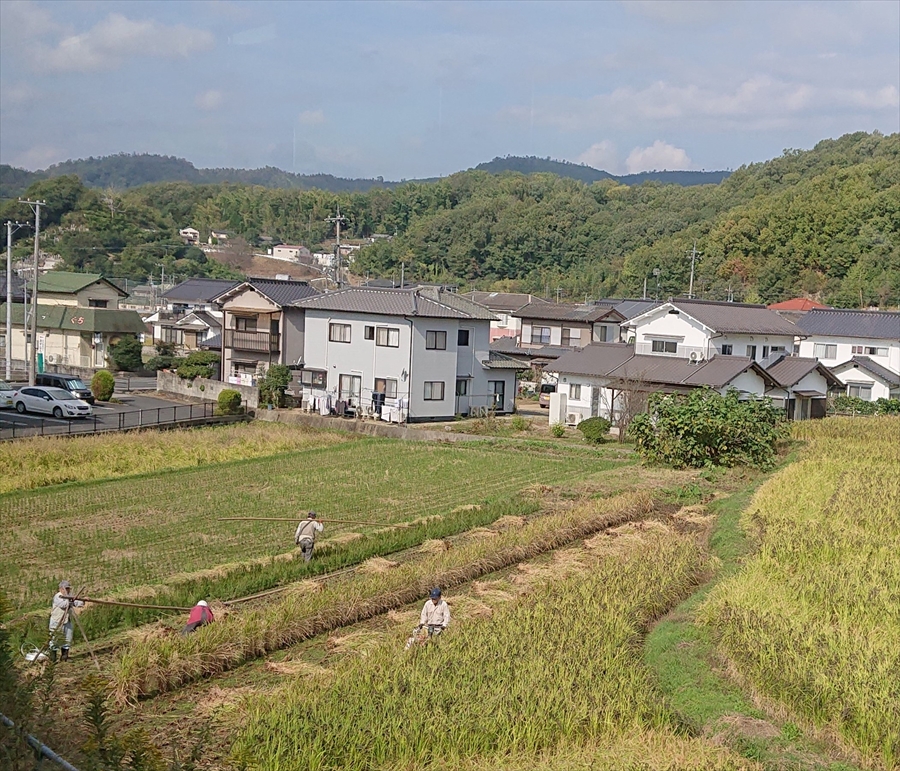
(1, 153), (726, 201)
(1, 132), (896, 308)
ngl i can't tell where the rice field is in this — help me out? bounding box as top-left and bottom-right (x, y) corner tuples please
(701, 416), (900, 769)
(1, 438), (625, 612)
(229, 523), (712, 770)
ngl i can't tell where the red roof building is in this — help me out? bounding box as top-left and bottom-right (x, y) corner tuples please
(767, 298), (830, 311)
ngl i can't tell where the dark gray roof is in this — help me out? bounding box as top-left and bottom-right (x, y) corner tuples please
(832, 356), (900, 386)
(490, 337), (575, 359)
(764, 356), (841, 389)
(199, 333), (221, 350)
(0, 272), (26, 303)
(513, 301), (625, 323)
(796, 309), (900, 341)
(250, 279), (319, 306)
(552, 343), (636, 377)
(632, 299), (799, 335)
(294, 286), (494, 320)
(460, 291), (548, 313)
(613, 299), (661, 320)
(482, 351), (530, 370)
(163, 278), (241, 304)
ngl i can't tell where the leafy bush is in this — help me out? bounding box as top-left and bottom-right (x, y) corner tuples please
(831, 395), (900, 415)
(576, 416), (611, 443)
(259, 364), (291, 407)
(108, 335), (144, 372)
(176, 351), (220, 381)
(510, 415), (531, 432)
(91, 370), (115, 401)
(550, 422), (566, 438)
(629, 388), (788, 470)
(217, 389), (243, 415)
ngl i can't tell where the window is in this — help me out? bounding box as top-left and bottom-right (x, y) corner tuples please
(376, 327), (400, 347)
(855, 346), (889, 357)
(489, 380), (505, 408)
(651, 339), (678, 354)
(596, 325), (608, 343)
(457, 329), (470, 346)
(300, 370), (326, 388)
(720, 344), (733, 355)
(374, 377), (398, 398)
(746, 345), (757, 360)
(570, 384), (582, 400)
(364, 326), (375, 340)
(814, 343), (837, 359)
(561, 328), (581, 347)
(424, 381), (445, 400)
(339, 374), (362, 401)
(455, 379), (469, 396)
(771, 346), (786, 354)
(160, 327), (184, 344)
(847, 382), (873, 400)
(762, 346), (770, 358)
(235, 316), (257, 331)
(531, 326), (551, 345)
(88, 299), (108, 308)
(426, 330), (447, 350)
(329, 323), (351, 343)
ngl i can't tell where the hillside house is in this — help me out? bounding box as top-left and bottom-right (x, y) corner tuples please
(214, 278), (319, 386)
(624, 299), (798, 362)
(293, 286), (524, 421)
(795, 309), (900, 401)
(761, 353), (842, 420)
(459, 291), (548, 341)
(514, 302), (625, 349)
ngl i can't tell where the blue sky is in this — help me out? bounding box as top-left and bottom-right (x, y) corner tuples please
(1, 0), (897, 178)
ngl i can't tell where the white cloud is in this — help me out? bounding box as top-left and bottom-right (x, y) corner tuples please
(297, 109), (326, 126)
(621, 0), (728, 25)
(1, 83), (40, 106)
(625, 141), (693, 173)
(576, 140), (621, 173)
(195, 89), (224, 111)
(35, 13), (213, 73)
(12, 144), (67, 170)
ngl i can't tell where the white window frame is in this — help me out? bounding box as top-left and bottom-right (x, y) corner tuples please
(570, 383), (582, 400)
(532, 326), (551, 345)
(651, 339), (678, 354)
(814, 343), (837, 359)
(846, 382), (873, 400)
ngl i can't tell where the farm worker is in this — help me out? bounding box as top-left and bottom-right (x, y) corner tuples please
(416, 587), (451, 637)
(182, 600), (214, 635)
(48, 580), (84, 662)
(294, 511), (324, 562)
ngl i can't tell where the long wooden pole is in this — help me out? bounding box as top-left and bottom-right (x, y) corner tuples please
(217, 516), (388, 527)
(72, 596), (193, 612)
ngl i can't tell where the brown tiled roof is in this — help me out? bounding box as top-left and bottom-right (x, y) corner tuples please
(551, 344), (635, 377)
(513, 302), (625, 323)
(764, 356), (841, 388)
(637, 299), (799, 335)
(767, 298), (830, 311)
(294, 286), (495, 320)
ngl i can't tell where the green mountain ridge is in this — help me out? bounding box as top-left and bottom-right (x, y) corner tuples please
(0, 153), (728, 201)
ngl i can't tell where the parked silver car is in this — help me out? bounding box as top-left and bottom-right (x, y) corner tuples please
(13, 386), (94, 418)
(0, 380), (15, 409)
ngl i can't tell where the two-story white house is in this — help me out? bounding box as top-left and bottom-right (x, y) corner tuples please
(514, 302), (625, 349)
(796, 309), (900, 401)
(293, 286), (523, 421)
(623, 299), (799, 363)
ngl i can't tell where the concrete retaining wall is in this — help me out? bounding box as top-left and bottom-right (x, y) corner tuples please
(156, 371), (259, 408)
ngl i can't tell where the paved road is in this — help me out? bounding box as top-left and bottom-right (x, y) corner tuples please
(0, 393), (215, 440)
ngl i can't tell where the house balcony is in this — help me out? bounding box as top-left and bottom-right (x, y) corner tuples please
(224, 329), (280, 353)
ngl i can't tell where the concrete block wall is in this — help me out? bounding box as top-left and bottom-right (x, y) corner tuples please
(156, 370), (259, 408)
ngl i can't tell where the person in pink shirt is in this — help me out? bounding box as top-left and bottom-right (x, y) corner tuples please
(182, 600), (214, 635)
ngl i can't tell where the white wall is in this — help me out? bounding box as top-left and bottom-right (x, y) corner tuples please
(714, 334), (795, 361)
(830, 363), (897, 401)
(724, 369), (769, 397)
(799, 335), (899, 374)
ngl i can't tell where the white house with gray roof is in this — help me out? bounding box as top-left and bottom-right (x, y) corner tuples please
(796, 309), (900, 401)
(623, 299), (799, 363)
(293, 286), (525, 421)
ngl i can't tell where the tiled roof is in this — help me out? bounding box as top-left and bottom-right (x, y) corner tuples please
(763, 356), (840, 388)
(832, 356), (900, 386)
(37, 272), (126, 296)
(250, 279), (319, 306)
(551, 343), (635, 377)
(294, 286), (495, 320)
(767, 298), (830, 311)
(0, 272), (26, 302)
(460, 291), (547, 313)
(796, 309), (900, 341)
(482, 351), (530, 370)
(490, 338), (574, 359)
(163, 278), (241, 303)
(513, 301), (624, 323)
(663, 299), (799, 335)
(613, 299), (660, 320)
(2, 303), (147, 334)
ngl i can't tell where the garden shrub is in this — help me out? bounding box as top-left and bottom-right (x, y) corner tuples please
(91, 370), (115, 402)
(108, 336), (144, 372)
(510, 415), (531, 432)
(176, 352), (220, 381)
(831, 395), (900, 415)
(259, 364), (291, 407)
(217, 389), (243, 415)
(576, 416), (611, 443)
(550, 422), (566, 438)
(629, 387), (788, 470)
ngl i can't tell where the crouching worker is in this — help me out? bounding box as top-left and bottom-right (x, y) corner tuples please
(182, 600), (214, 636)
(294, 511), (324, 562)
(407, 587), (450, 648)
(48, 580), (84, 662)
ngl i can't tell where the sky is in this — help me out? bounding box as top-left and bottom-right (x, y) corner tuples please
(1, 0), (898, 179)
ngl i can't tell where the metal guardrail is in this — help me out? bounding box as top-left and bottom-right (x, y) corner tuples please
(1, 712), (81, 771)
(0, 402), (217, 441)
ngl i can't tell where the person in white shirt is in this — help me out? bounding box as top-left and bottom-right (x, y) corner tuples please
(294, 511), (324, 562)
(417, 587), (450, 637)
(48, 580), (84, 662)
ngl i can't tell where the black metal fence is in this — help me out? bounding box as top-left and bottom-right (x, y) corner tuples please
(0, 402), (217, 441)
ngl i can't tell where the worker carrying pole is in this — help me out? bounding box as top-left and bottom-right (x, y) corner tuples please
(294, 510), (324, 562)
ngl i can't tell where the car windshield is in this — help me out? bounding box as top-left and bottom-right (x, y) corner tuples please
(54, 392), (78, 401)
(539, 384), (556, 394)
(66, 379), (88, 389)
(0, 381), (13, 391)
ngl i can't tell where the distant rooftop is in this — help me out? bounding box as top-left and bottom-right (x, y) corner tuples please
(295, 286), (494, 320)
(767, 298), (830, 312)
(796, 308), (900, 341)
(630, 298), (799, 336)
(162, 278), (242, 304)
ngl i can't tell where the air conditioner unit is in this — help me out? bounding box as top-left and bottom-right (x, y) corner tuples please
(567, 413), (581, 425)
(46, 354), (57, 364)
(689, 351), (704, 363)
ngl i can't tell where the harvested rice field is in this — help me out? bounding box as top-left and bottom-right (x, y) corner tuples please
(6, 418), (892, 771)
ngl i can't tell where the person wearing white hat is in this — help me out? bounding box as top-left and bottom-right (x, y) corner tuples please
(48, 580), (84, 662)
(182, 599), (215, 635)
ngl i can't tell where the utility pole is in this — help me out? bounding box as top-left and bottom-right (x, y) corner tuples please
(325, 206), (347, 288)
(642, 275), (648, 300)
(5, 220), (28, 380)
(687, 241), (702, 300)
(555, 287), (563, 303)
(653, 268), (661, 301)
(19, 199), (44, 385)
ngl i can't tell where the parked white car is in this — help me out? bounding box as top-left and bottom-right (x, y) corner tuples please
(13, 386), (93, 418)
(0, 380), (15, 409)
